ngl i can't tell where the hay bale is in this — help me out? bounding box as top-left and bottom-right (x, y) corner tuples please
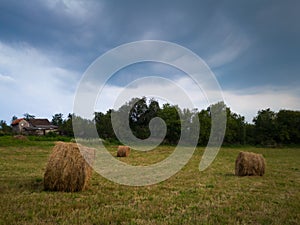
(44, 142), (95, 192)
(117, 146), (130, 157)
(235, 151), (265, 176)
(13, 135), (28, 141)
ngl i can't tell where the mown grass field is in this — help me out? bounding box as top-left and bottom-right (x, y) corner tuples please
(0, 136), (299, 224)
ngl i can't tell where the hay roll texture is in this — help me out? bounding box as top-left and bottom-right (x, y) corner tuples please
(44, 142), (95, 192)
(117, 146), (130, 157)
(235, 151), (265, 176)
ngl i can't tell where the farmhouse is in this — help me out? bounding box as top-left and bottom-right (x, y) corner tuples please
(11, 118), (58, 135)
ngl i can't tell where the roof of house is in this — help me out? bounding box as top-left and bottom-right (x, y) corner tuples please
(11, 118), (57, 129)
(11, 118), (25, 125)
(28, 119), (51, 126)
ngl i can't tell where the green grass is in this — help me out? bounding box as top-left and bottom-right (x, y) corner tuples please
(0, 137), (299, 224)
(0, 135), (71, 148)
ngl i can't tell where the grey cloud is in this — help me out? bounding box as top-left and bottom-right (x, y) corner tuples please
(0, 0), (299, 122)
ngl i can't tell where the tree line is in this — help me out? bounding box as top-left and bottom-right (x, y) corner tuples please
(1, 97), (299, 146)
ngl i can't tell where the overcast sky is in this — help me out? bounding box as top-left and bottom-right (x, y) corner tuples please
(0, 0), (299, 123)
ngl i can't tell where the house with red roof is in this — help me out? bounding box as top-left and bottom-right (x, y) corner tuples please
(11, 118), (58, 135)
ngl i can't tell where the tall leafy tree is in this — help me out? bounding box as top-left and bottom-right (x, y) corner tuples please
(276, 110), (300, 144)
(129, 97), (150, 139)
(23, 113), (35, 120)
(158, 103), (181, 144)
(224, 108), (245, 145)
(72, 115), (98, 138)
(52, 113), (63, 126)
(11, 115), (18, 123)
(0, 120), (12, 134)
(198, 109), (211, 145)
(90, 97), (300, 146)
(94, 110), (116, 140)
(208, 101), (227, 145)
(60, 113), (74, 137)
(253, 108), (277, 146)
(245, 123), (256, 145)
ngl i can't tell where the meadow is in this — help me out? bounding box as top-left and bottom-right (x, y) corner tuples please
(0, 136), (299, 224)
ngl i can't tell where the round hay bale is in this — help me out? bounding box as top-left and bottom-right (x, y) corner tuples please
(117, 146), (130, 157)
(44, 142), (95, 192)
(235, 151), (265, 176)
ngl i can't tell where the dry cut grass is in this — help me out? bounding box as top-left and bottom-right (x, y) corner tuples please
(0, 138), (299, 224)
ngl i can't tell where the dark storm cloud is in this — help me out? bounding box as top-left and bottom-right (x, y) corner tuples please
(0, 0), (299, 122)
(2, 0), (298, 88)
(0, 0), (105, 70)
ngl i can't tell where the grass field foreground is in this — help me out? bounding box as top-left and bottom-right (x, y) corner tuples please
(0, 136), (299, 224)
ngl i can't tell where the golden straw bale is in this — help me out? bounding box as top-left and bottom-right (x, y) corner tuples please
(235, 151), (265, 176)
(117, 146), (130, 157)
(44, 142), (95, 192)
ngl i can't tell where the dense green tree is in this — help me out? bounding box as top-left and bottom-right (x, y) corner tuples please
(0, 120), (12, 134)
(198, 109), (211, 145)
(129, 97), (150, 139)
(158, 103), (181, 144)
(244, 123), (256, 145)
(253, 108), (277, 146)
(144, 99), (162, 138)
(180, 108), (199, 145)
(40, 97), (300, 146)
(147, 98), (161, 117)
(72, 115), (98, 138)
(51, 113), (63, 126)
(224, 108), (245, 145)
(276, 110), (300, 144)
(94, 110), (116, 140)
(11, 115), (17, 123)
(59, 113), (74, 137)
(23, 113), (35, 120)
(207, 101), (227, 145)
